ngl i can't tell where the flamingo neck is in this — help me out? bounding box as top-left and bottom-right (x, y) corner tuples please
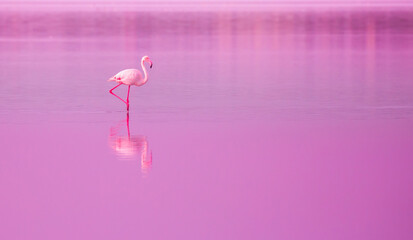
(141, 60), (148, 84)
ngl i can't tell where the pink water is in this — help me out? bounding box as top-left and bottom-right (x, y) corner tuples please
(1, 8), (413, 240)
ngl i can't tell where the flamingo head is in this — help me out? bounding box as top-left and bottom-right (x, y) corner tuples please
(142, 56), (153, 69)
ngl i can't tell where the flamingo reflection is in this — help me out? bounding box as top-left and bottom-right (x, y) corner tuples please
(109, 113), (152, 174)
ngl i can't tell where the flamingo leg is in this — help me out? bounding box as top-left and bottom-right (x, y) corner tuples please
(109, 83), (128, 106)
(109, 83), (122, 93)
(126, 86), (131, 111)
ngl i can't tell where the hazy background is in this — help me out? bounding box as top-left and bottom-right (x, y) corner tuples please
(2, 0), (412, 12)
(1, 2), (412, 240)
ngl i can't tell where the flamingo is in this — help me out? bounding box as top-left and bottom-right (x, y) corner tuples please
(108, 56), (153, 111)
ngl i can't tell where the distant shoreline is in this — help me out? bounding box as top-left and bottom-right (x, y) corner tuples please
(1, 1), (413, 12)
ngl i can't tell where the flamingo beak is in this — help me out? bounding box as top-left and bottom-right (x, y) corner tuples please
(150, 61), (153, 69)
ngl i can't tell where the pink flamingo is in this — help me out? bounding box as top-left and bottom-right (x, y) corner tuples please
(108, 56), (153, 111)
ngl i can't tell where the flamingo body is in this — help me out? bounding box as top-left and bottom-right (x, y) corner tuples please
(108, 69), (145, 86)
(108, 56), (153, 111)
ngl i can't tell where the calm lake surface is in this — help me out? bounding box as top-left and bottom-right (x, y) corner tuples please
(0, 7), (412, 240)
